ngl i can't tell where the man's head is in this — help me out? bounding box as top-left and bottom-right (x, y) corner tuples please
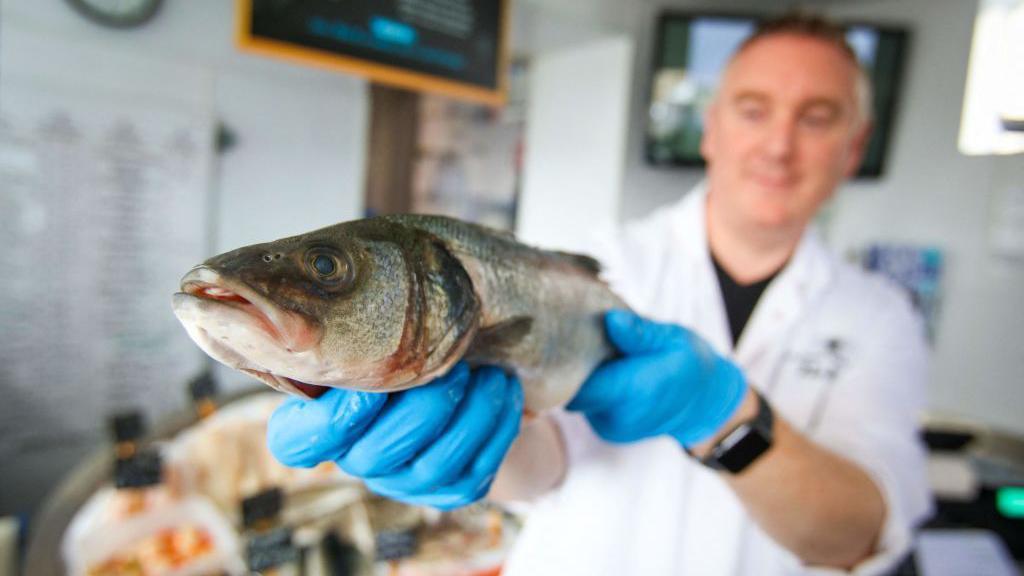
(701, 12), (873, 237)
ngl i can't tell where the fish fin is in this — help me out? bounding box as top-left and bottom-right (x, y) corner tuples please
(467, 316), (533, 362)
(550, 251), (602, 276)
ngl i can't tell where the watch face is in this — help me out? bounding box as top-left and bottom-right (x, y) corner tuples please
(715, 425), (771, 473)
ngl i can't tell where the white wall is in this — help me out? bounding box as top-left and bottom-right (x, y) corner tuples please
(516, 36), (634, 253)
(213, 71), (367, 251)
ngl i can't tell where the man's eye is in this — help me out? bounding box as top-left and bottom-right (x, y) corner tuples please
(738, 105), (766, 121)
(801, 111), (837, 129)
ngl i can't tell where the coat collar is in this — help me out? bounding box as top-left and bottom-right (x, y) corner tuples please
(664, 183), (838, 363)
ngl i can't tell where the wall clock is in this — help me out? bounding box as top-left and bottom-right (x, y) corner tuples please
(65, 0), (163, 29)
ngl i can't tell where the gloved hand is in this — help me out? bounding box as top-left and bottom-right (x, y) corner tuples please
(568, 310), (748, 447)
(267, 363), (523, 510)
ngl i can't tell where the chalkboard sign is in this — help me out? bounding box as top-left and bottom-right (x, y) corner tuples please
(236, 0), (508, 105)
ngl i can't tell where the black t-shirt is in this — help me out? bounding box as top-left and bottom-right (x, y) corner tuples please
(711, 252), (781, 348)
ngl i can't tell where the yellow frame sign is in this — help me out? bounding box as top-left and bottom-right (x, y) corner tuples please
(235, 0), (509, 106)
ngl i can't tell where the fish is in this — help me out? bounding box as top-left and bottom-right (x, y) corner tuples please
(171, 214), (627, 412)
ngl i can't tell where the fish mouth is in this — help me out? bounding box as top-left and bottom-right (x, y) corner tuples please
(174, 266), (331, 400)
(240, 369), (332, 400)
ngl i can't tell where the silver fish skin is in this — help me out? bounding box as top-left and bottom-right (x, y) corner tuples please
(172, 214), (627, 412)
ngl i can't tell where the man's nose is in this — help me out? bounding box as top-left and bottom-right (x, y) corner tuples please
(762, 117), (797, 162)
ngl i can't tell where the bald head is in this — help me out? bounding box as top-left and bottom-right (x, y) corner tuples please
(725, 13), (873, 127)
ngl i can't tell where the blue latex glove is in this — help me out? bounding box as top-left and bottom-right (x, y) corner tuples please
(568, 310), (748, 447)
(267, 363), (523, 510)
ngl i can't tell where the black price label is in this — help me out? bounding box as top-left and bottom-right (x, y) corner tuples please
(188, 370), (218, 401)
(114, 450), (162, 488)
(242, 487), (284, 528)
(375, 530), (418, 561)
(109, 410), (145, 443)
(247, 527), (299, 572)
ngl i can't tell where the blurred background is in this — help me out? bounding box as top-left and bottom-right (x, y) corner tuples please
(0, 0), (1022, 574)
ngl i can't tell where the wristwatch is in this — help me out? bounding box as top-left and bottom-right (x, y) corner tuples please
(699, 389), (774, 474)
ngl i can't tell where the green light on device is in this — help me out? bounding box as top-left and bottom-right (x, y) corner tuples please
(996, 487), (1024, 518)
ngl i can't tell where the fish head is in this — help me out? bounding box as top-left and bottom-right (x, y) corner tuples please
(172, 221), (480, 399)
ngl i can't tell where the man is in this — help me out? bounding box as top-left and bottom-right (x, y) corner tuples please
(267, 13), (932, 575)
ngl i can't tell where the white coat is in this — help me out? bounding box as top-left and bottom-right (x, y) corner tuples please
(503, 185), (933, 576)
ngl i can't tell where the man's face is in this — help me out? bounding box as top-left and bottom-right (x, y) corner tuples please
(701, 34), (870, 232)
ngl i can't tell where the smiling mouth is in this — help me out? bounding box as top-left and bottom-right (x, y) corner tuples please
(177, 266), (331, 400)
(750, 171), (798, 189)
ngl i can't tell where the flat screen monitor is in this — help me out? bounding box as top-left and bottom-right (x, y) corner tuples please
(646, 13), (909, 178)
(237, 0), (508, 106)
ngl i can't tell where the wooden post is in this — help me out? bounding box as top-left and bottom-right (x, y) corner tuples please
(365, 84), (420, 216)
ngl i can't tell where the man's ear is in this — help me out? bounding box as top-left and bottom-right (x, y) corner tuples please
(700, 101), (719, 162)
(843, 121), (873, 177)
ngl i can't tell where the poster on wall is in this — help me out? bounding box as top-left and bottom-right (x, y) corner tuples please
(0, 30), (215, 513)
(861, 244), (944, 342)
(237, 0), (509, 105)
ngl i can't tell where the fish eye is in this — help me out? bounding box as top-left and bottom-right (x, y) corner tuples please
(304, 247), (352, 287)
(313, 254), (335, 276)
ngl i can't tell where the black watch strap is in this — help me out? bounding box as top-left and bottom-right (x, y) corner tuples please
(699, 390), (774, 474)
